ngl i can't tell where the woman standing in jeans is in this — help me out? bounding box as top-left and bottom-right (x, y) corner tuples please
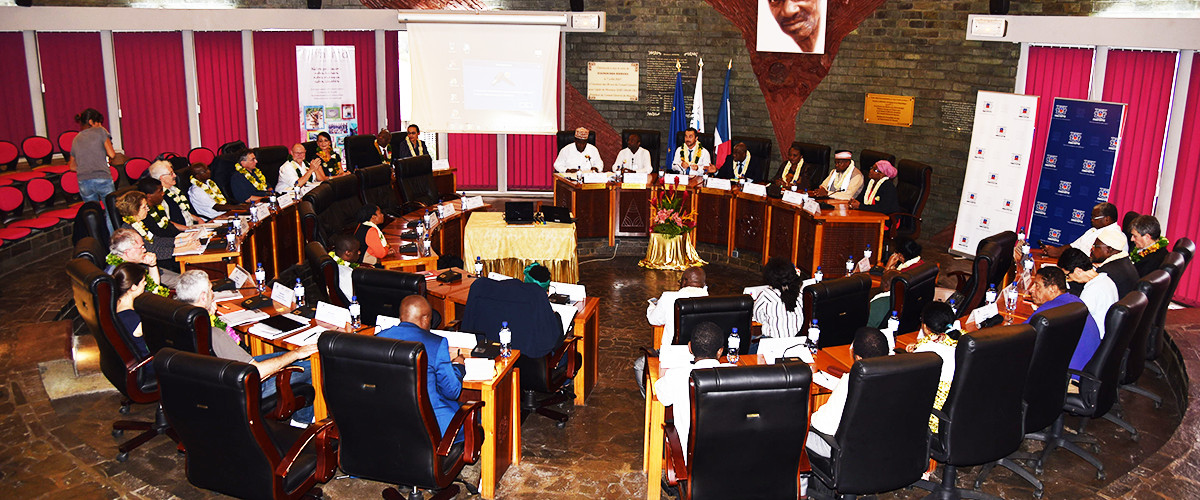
(69, 108), (119, 206)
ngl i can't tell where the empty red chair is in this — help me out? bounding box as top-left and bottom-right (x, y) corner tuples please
(7, 215), (59, 231)
(21, 135), (55, 167)
(42, 202), (84, 221)
(59, 171), (82, 203)
(0, 140), (17, 172)
(26, 177), (57, 213)
(124, 157), (151, 183)
(58, 130), (79, 162)
(0, 227), (31, 243)
(0, 186), (26, 225)
(187, 147), (215, 166)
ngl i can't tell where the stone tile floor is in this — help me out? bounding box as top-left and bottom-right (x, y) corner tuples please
(0, 245), (1186, 499)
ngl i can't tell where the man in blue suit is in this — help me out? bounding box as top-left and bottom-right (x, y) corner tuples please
(229, 149), (269, 204)
(377, 295), (466, 439)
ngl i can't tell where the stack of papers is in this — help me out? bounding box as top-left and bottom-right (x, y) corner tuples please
(213, 290), (243, 303)
(247, 313), (311, 340)
(463, 358), (496, 381)
(431, 329), (479, 349)
(813, 371), (841, 391)
(286, 326), (325, 346)
(219, 309), (269, 327)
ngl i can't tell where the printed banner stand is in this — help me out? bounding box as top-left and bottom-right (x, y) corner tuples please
(1027, 98), (1125, 249)
(950, 91), (1039, 258)
(297, 45), (358, 157)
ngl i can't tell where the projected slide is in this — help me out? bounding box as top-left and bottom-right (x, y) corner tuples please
(462, 60), (545, 112)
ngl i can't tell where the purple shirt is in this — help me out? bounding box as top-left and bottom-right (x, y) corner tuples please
(1026, 293), (1102, 371)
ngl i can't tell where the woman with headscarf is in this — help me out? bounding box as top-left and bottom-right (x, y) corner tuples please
(849, 159), (901, 214)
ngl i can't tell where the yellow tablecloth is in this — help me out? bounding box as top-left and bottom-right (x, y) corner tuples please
(463, 212), (579, 282)
(639, 232), (706, 271)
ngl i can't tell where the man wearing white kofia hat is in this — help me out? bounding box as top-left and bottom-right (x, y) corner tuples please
(553, 127), (604, 173)
(813, 149), (864, 200)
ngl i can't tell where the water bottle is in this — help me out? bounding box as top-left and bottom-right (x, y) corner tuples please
(226, 230), (236, 252)
(498, 321), (512, 358)
(807, 320), (821, 353)
(255, 263), (266, 293)
(863, 244), (873, 263)
(985, 284), (998, 304)
(845, 255), (855, 275)
(349, 296), (361, 329)
(948, 298), (958, 315)
(474, 256), (484, 276)
(294, 278), (306, 307)
(814, 266), (823, 283)
(887, 311), (900, 333)
(1017, 226), (1026, 245)
(727, 328), (741, 364)
(268, 191), (279, 213)
(248, 202), (258, 224)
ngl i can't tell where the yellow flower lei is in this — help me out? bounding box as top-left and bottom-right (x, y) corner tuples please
(235, 164), (267, 191)
(122, 216), (153, 243)
(165, 186), (191, 212)
(191, 178), (226, 204)
(147, 203), (170, 228)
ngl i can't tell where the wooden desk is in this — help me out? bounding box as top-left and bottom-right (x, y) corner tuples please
(642, 350), (848, 500)
(175, 202), (303, 280)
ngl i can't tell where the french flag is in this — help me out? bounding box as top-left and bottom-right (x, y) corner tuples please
(713, 61), (733, 167)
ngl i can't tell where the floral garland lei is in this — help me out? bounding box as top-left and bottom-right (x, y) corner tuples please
(235, 163), (268, 191)
(733, 151), (752, 179)
(165, 186), (191, 212)
(679, 142), (702, 165)
(122, 215), (154, 243)
(1131, 237), (1170, 264)
(191, 177), (226, 204)
(147, 203), (170, 228)
(329, 251), (359, 268)
(104, 253), (169, 296)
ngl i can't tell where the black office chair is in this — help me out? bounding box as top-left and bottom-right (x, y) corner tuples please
(301, 140), (318, 159)
(792, 141), (831, 190)
(948, 239), (1005, 315)
(253, 145), (289, 188)
(673, 295), (754, 355)
(319, 333), (483, 500)
(66, 257), (178, 462)
(1038, 291), (1148, 479)
(983, 230), (1017, 288)
(154, 348), (335, 500)
(103, 185), (136, 230)
(1146, 251), (1187, 377)
(1118, 270), (1170, 408)
(304, 241), (347, 307)
(732, 136), (773, 182)
(73, 201), (110, 248)
(211, 142), (243, 202)
(889, 159), (934, 242)
(556, 129), (597, 151)
(356, 164), (404, 217)
(664, 362), (813, 500)
(808, 352), (943, 499)
(305, 174), (362, 236)
(135, 293), (213, 356)
(673, 130), (715, 150)
(913, 325), (1038, 499)
(395, 155), (458, 212)
(74, 236), (107, 270)
(461, 278), (581, 426)
(858, 149), (895, 177)
(343, 134), (384, 172)
(801, 275), (872, 349)
(890, 261), (939, 334)
(351, 266), (441, 328)
(1175, 237), (1195, 264)
(621, 129), (661, 171)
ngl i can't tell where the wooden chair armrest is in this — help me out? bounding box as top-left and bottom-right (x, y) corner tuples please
(263, 365), (303, 420)
(274, 417), (337, 483)
(437, 401), (485, 461)
(663, 420), (689, 487)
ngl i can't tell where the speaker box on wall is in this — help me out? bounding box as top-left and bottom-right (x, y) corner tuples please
(990, 0), (1010, 15)
(570, 0), (584, 12)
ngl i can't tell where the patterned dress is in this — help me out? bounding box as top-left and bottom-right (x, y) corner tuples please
(912, 334), (959, 433)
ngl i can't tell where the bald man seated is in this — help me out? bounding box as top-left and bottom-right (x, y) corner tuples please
(376, 295), (467, 439)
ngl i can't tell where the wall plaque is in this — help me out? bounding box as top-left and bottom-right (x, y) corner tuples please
(863, 93), (915, 127)
(587, 61), (639, 101)
(644, 51), (699, 117)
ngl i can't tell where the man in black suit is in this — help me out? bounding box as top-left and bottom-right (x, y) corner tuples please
(1092, 226), (1139, 298)
(714, 143), (764, 182)
(229, 149), (268, 204)
(394, 123), (430, 160)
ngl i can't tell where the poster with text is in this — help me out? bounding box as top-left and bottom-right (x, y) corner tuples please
(297, 45), (358, 157)
(1027, 98), (1125, 249)
(951, 91), (1039, 257)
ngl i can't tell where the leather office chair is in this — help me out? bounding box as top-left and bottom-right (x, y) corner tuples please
(74, 236), (107, 269)
(103, 185), (136, 230)
(621, 129), (661, 171)
(253, 145), (289, 188)
(298, 200), (322, 246)
(395, 155), (457, 212)
(673, 295), (754, 355)
(154, 348), (334, 500)
(72, 201), (110, 248)
(305, 175), (362, 236)
(673, 130), (715, 151)
(913, 325), (1038, 499)
(66, 257), (178, 462)
(889, 261), (939, 334)
(664, 362), (813, 500)
(801, 275), (872, 348)
(134, 293), (212, 356)
(1146, 252), (1187, 377)
(808, 352), (943, 499)
(858, 149), (895, 177)
(556, 129), (597, 151)
(792, 141), (831, 190)
(1038, 291), (1148, 479)
(301, 140), (318, 159)
(210, 144), (242, 202)
(889, 159), (934, 241)
(319, 333), (484, 500)
(356, 164), (404, 217)
(982, 230), (1017, 288)
(343, 134), (384, 172)
(461, 278), (581, 426)
(304, 241), (347, 307)
(732, 136), (773, 182)
(1175, 237), (1196, 264)
(948, 239), (1005, 315)
(1118, 270), (1170, 408)
(350, 266), (441, 328)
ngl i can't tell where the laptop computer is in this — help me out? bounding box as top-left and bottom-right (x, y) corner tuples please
(540, 205), (574, 224)
(504, 201), (536, 225)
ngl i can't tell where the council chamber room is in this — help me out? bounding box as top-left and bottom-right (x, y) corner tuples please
(2, 1), (1199, 499)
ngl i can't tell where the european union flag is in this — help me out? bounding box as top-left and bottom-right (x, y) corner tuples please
(666, 70), (686, 169)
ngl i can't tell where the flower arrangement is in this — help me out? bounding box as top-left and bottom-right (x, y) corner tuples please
(650, 176), (696, 237)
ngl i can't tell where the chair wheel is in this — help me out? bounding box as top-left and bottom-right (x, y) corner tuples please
(116, 452), (128, 463)
(112, 429), (124, 438)
(119, 405), (130, 415)
(1034, 466), (1044, 475)
(556, 420), (566, 429)
(1092, 444), (1101, 454)
(1096, 470), (1106, 481)
(1154, 401), (1162, 409)
(1034, 489), (1044, 499)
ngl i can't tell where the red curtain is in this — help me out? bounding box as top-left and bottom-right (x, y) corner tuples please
(1102, 49), (1179, 217)
(113, 32), (190, 159)
(1165, 60), (1200, 306)
(384, 30), (401, 130)
(0, 33), (36, 143)
(37, 32), (108, 146)
(1018, 46), (1095, 230)
(195, 31), (247, 150)
(253, 31), (311, 148)
(449, 134), (497, 190)
(325, 31), (377, 136)
(506, 135), (556, 191)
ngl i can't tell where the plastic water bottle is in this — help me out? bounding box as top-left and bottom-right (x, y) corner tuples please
(814, 266), (823, 283)
(349, 296), (361, 329)
(498, 321), (512, 358)
(268, 191), (279, 213)
(474, 256), (484, 276)
(845, 255), (855, 275)
(255, 263), (266, 293)
(294, 278), (305, 307)
(882, 312), (898, 351)
(985, 284), (998, 305)
(1017, 226), (1026, 245)
(248, 202), (258, 224)
(863, 244), (873, 263)
(807, 320), (821, 353)
(887, 311), (900, 332)
(226, 230), (236, 251)
(727, 328), (741, 364)
(948, 298), (958, 315)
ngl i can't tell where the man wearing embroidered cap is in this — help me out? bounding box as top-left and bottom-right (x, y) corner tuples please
(1042, 202), (1121, 258)
(553, 127), (603, 173)
(849, 159), (900, 214)
(813, 150), (864, 200)
(1091, 225), (1139, 297)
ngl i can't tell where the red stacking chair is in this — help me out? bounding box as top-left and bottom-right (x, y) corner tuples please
(21, 135), (55, 167)
(187, 146), (215, 166)
(58, 171), (82, 204)
(0, 186), (27, 225)
(58, 130), (79, 162)
(0, 226), (31, 243)
(0, 140), (18, 172)
(42, 203), (84, 221)
(7, 214), (60, 231)
(124, 157), (151, 183)
(25, 177), (57, 213)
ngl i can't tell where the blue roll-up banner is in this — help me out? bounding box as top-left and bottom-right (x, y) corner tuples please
(1028, 97), (1126, 248)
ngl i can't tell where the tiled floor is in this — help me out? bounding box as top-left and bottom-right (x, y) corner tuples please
(0, 240), (1186, 499)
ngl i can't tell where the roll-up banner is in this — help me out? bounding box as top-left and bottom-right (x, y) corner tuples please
(297, 45), (358, 156)
(1027, 98), (1125, 249)
(951, 91), (1040, 258)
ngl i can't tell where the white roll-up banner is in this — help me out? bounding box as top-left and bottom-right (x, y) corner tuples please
(297, 45), (358, 155)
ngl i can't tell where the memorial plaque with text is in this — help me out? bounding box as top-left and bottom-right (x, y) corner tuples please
(644, 51), (699, 117)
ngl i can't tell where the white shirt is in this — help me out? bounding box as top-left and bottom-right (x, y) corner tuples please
(806, 372), (851, 457)
(671, 145), (712, 174)
(188, 181), (223, 219)
(647, 286), (709, 350)
(613, 147), (653, 173)
(337, 263), (354, 304)
(1080, 272), (1119, 339)
(655, 358), (728, 464)
(276, 159), (320, 193)
(1070, 222), (1126, 253)
(553, 143), (603, 173)
(819, 167), (864, 200)
(752, 287), (803, 338)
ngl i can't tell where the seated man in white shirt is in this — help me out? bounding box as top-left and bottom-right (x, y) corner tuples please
(1041, 202), (1121, 258)
(1059, 248), (1119, 339)
(814, 150), (864, 200)
(612, 133), (653, 173)
(634, 266), (709, 396)
(671, 127), (712, 176)
(806, 327), (891, 458)
(329, 233), (360, 303)
(276, 143), (326, 193)
(186, 162), (235, 220)
(553, 127), (603, 173)
(655, 320), (729, 464)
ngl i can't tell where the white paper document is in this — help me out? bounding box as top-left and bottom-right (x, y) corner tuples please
(969, 302), (1000, 326)
(461, 196), (485, 211)
(621, 173), (650, 185)
(437, 203), (456, 219)
(487, 272), (513, 281)
(432, 159), (451, 171)
(549, 281), (586, 302)
(431, 329), (480, 349)
(704, 177), (732, 190)
(551, 303), (577, 335)
(219, 309), (270, 327)
(287, 326), (326, 346)
(213, 290), (243, 303)
(376, 315), (401, 331)
(742, 183), (768, 197)
(781, 190), (808, 206)
(229, 266), (251, 288)
(463, 358), (496, 381)
(758, 337), (809, 365)
(813, 370), (841, 391)
(315, 301), (351, 329)
(582, 172), (610, 184)
(662, 173), (689, 185)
